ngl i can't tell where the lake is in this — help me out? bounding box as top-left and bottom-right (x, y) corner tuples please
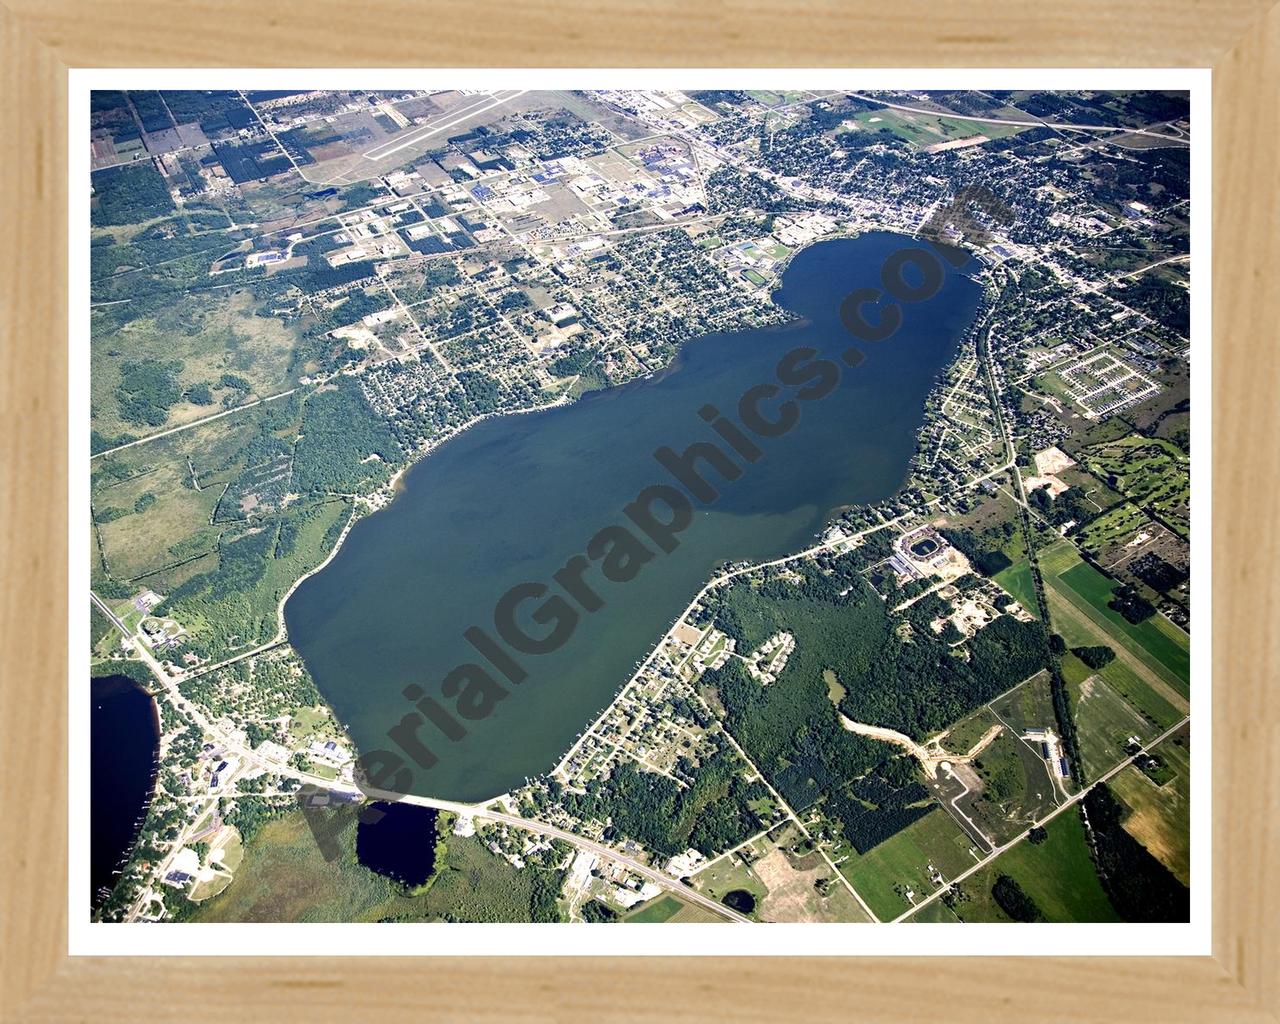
(356, 802), (440, 888)
(91, 673), (160, 910)
(285, 232), (982, 802)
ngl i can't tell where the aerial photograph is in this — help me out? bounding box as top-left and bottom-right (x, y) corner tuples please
(87, 86), (1193, 928)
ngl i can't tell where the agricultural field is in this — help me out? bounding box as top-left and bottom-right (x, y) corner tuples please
(1039, 542), (1190, 697)
(993, 559), (1038, 619)
(1098, 657), (1184, 732)
(1069, 673), (1159, 782)
(836, 805), (978, 922)
(623, 893), (723, 923)
(1109, 725), (1191, 885)
(922, 811), (1119, 923)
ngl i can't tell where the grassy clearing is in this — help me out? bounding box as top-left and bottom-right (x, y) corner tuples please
(692, 856), (767, 908)
(963, 729), (1059, 844)
(939, 706), (1000, 754)
(92, 290), (303, 441)
(851, 108), (1025, 147)
(837, 807), (977, 921)
(92, 405), (276, 579)
(989, 670), (1055, 734)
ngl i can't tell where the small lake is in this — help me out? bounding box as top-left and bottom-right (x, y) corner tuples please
(356, 802), (439, 888)
(91, 673), (160, 910)
(286, 232), (982, 802)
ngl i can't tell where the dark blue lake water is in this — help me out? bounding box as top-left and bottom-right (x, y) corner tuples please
(91, 673), (159, 910)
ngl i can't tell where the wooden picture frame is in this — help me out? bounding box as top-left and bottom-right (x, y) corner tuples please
(2, 2), (1276, 1019)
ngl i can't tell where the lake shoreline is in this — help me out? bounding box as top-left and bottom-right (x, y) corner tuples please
(285, 232), (985, 801)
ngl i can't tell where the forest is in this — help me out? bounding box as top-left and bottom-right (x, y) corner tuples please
(291, 379), (403, 494)
(92, 162), (175, 227)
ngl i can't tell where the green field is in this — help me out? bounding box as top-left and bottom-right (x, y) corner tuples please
(838, 807), (977, 921)
(1039, 542), (1190, 697)
(929, 811), (1119, 923)
(1098, 658), (1182, 731)
(994, 559), (1038, 619)
(989, 671), (1056, 735)
(851, 108), (1026, 148)
(624, 894), (685, 923)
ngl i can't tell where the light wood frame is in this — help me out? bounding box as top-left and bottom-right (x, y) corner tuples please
(2, 3), (1277, 1020)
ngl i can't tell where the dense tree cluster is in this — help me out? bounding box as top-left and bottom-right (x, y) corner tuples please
(1072, 645), (1116, 670)
(292, 379), (402, 494)
(1028, 485), (1096, 531)
(579, 899), (619, 923)
(702, 551), (1049, 815)
(114, 359), (184, 426)
(991, 874), (1044, 922)
(92, 162), (175, 227)
(823, 757), (935, 854)
(1108, 584), (1157, 624)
